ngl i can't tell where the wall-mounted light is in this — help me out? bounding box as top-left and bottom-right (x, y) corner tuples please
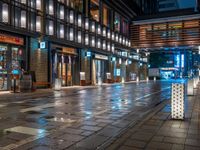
(123, 37), (125, 45)
(97, 39), (101, 49)
(49, 20), (54, 35)
(115, 33), (119, 42)
(60, 5), (64, 19)
(103, 27), (106, 37)
(91, 36), (95, 47)
(21, 11), (26, 28)
(69, 10), (74, 24)
(78, 14), (82, 27)
(119, 58), (122, 64)
(91, 21), (95, 32)
(119, 35), (122, 44)
(36, 0), (41, 10)
(49, 0), (54, 15)
(78, 31), (82, 43)
(2, 4), (8, 23)
(97, 24), (101, 34)
(60, 24), (64, 38)
(107, 30), (111, 39)
(36, 16), (41, 32)
(85, 34), (89, 45)
(85, 18), (89, 30)
(111, 44), (115, 53)
(69, 28), (74, 41)
(103, 40), (106, 50)
(112, 32), (115, 41)
(126, 39), (128, 46)
(107, 42), (110, 51)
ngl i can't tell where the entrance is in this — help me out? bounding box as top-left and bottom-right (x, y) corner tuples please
(0, 44), (24, 91)
(92, 59), (107, 85)
(53, 53), (75, 86)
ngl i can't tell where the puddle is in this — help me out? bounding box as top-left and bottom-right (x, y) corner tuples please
(27, 111), (43, 115)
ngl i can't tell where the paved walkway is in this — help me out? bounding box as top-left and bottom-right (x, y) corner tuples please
(106, 85), (200, 150)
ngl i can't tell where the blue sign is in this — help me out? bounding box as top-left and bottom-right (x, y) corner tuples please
(40, 42), (46, 49)
(86, 51), (91, 57)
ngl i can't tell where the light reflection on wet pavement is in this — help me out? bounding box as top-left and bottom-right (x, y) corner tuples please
(0, 80), (181, 150)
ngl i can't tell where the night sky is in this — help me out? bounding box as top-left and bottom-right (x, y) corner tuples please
(177, 0), (196, 8)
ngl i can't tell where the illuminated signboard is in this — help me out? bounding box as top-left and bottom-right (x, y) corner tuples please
(0, 34), (24, 45)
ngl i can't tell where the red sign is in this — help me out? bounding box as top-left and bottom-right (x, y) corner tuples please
(0, 34), (24, 45)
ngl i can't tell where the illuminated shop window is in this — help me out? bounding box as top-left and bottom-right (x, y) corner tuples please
(114, 13), (120, 32)
(36, 16), (41, 32)
(90, 0), (99, 22)
(2, 3), (8, 23)
(102, 4), (110, 27)
(21, 11), (26, 28)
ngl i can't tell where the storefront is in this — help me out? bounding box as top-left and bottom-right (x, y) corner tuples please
(52, 45), (78, 87)
(0, 33), (25, 91)
(92, 53), (109, 85)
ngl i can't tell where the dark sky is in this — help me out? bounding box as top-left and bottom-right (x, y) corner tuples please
(177, 0), (196, 8)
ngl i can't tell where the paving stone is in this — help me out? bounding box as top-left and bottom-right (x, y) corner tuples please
(80, 125), (102, 132)
(163, 137), (185, 144)
(151, 136), (164, 142)
(185, 139), (200, 147)
(146, 141), (172, 150)
(171, 144), (184, 150)
(75, 134), (109, 149)
(98, 126), (121, 137)
(124, 139), (147, 148)
(119, 145), (141, 150)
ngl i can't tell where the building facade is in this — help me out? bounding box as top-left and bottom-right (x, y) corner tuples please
(0, 0), (144, 91)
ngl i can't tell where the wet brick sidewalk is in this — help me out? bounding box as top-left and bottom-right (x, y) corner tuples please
(106, 85), (200, 150)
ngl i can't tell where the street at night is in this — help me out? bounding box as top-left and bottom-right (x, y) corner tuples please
(0, 81), (172, 149)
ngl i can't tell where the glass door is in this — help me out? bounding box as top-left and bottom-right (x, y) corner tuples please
(0, 45), (8, 90)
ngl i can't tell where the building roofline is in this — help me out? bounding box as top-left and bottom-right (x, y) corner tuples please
(132, 13), (200, 25)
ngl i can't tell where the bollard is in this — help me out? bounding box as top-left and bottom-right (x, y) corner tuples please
(171, 83), (185, 120)
(187, 79), (194, 96)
